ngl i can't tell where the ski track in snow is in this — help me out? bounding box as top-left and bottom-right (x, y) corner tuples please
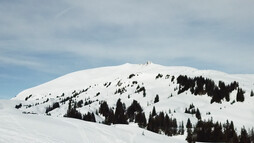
(61, 119), (89, 143)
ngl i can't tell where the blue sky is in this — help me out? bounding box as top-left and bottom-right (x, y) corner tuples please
(1, 0), (254, 99)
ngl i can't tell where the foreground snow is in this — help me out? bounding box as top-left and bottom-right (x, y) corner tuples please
(0, 100), (186, 143)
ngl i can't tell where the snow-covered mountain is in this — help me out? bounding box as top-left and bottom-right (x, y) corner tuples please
(8, 62), (254, 142)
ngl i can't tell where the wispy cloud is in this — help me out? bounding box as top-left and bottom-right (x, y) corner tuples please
(0, 0), (254, 74)
(0, 56), (41, 67)
(55, 7), (74, 19)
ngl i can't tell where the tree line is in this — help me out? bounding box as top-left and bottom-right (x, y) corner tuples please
(177, 75), (245, 103)
(186, 119), (254, 143)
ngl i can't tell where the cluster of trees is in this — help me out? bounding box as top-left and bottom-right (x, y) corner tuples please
(64, 100), (95, 122)
(59, 88), (90, 105)
(185, 103), (195, 114)
(114, 87), (127, 95)
(99, 101), (185, 136)
(155, 73), (163, 79)
(15, 103), (22, 109)
(103, 82), (111, 88)
(128, 74), (135, 79)
(72, 89), (88, 98)
(60, 96), (71, 104)
(155, 73), (172, 80)
(184, 104), (201, 120)
(135, 85), (146, 97)
(99, 99), (146, 127)
(25, 94), (32, 101)
(177, 75), (244, 103)
(45, 102), (60, 114)
(76, 100), (83, 108)
(236, 88), (245, 102)
(83, 112), (96, 122)
(186, 119), (254, 143)
(147, 107), (184, 136)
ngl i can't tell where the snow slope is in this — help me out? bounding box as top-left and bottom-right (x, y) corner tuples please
(0, 100), (185, 143)
(14, 63), (254, 100)
(12, 63), (254, 133)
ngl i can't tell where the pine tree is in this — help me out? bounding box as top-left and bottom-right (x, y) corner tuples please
(236, 88), (245, 102)
(126, 100), (142, 122)
(186, 129), (193, 143)
(251, 90), (254, 97)
(172, 118), (178, 135)
(186, 118), (192, 129)
(115, 99), (128, 124)
(211, 122), (224, 142)
(152, 106), (157, 117)
(99, 101), (110, 117)
(147, 113), (158, 133)
(223, 120), (231, 141)
(211, 87), (221, 103)
(83, 112), (96, 122)
(223, 120), (238, 142)
(249, 128), (254, 142)
(104, 108), (115, 125)
(154, 94), (159, 103)
(232, 132), (239, 143)
(185, 108), (188, 113)
(135, 112), (146, 128)
(196, 108), (201, 120)
(164, 114), (170, 135)
(179, 121), (185, 135)
(239, 127), (250, 143)
(64, 100), (82, 120)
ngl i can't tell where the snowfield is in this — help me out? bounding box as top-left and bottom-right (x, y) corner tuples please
(3, 63), (254, 142)
(0, 100), (185, 143)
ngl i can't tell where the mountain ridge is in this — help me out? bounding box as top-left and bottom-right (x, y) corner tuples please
(14, 62), (249, 100)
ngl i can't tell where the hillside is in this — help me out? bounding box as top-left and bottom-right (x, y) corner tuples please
(0, 100), (185, 143)
(11, 62), (254, 142)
